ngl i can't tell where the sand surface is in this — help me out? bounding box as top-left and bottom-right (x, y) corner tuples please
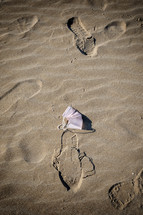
(0, 0), (143, 214)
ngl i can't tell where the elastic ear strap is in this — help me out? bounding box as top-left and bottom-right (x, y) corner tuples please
(57, 124), (95, 134)
(57, 124), (63, 130)
(67, 128), (95, 134)
(57, 124), (68, 131)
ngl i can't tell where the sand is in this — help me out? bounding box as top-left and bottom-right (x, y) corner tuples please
(0, 0), (143, 214)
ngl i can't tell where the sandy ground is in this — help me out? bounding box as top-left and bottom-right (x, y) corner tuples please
(0, 0), (143, 214)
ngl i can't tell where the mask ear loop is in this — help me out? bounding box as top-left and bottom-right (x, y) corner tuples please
(57, 124), (95, 134)
(57, 124), (63, 130)
(57, 124), (68, 131)
(67, 128), (95, 134)
(57, 117), (69, 131)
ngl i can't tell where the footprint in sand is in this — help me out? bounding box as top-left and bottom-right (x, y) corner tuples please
(67, 17), (96, 56)
(0, 79), (42, 114)
(52, 131), (95, 192)
(108, 168), (143, 210)
(96, 21), (126, 44)
(0, 15), (38, 37)
(2, 130), (46, 164)
(19, 134), (47, 163)
(67, 17), (126, 56)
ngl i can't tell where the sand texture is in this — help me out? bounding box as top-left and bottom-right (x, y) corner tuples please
(0, 0), (143, 214)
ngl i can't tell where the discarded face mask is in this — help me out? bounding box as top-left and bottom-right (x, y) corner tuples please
(59, 106), (83, 130)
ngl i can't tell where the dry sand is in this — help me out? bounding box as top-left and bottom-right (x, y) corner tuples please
(0, 0), (143, 214)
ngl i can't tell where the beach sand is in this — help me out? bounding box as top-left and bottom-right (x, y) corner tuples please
(0, 0), (143, 214)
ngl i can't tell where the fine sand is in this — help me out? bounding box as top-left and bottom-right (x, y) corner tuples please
(0, 0), (143, 214)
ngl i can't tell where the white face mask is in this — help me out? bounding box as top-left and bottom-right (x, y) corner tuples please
(59, 106), (83, 130)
